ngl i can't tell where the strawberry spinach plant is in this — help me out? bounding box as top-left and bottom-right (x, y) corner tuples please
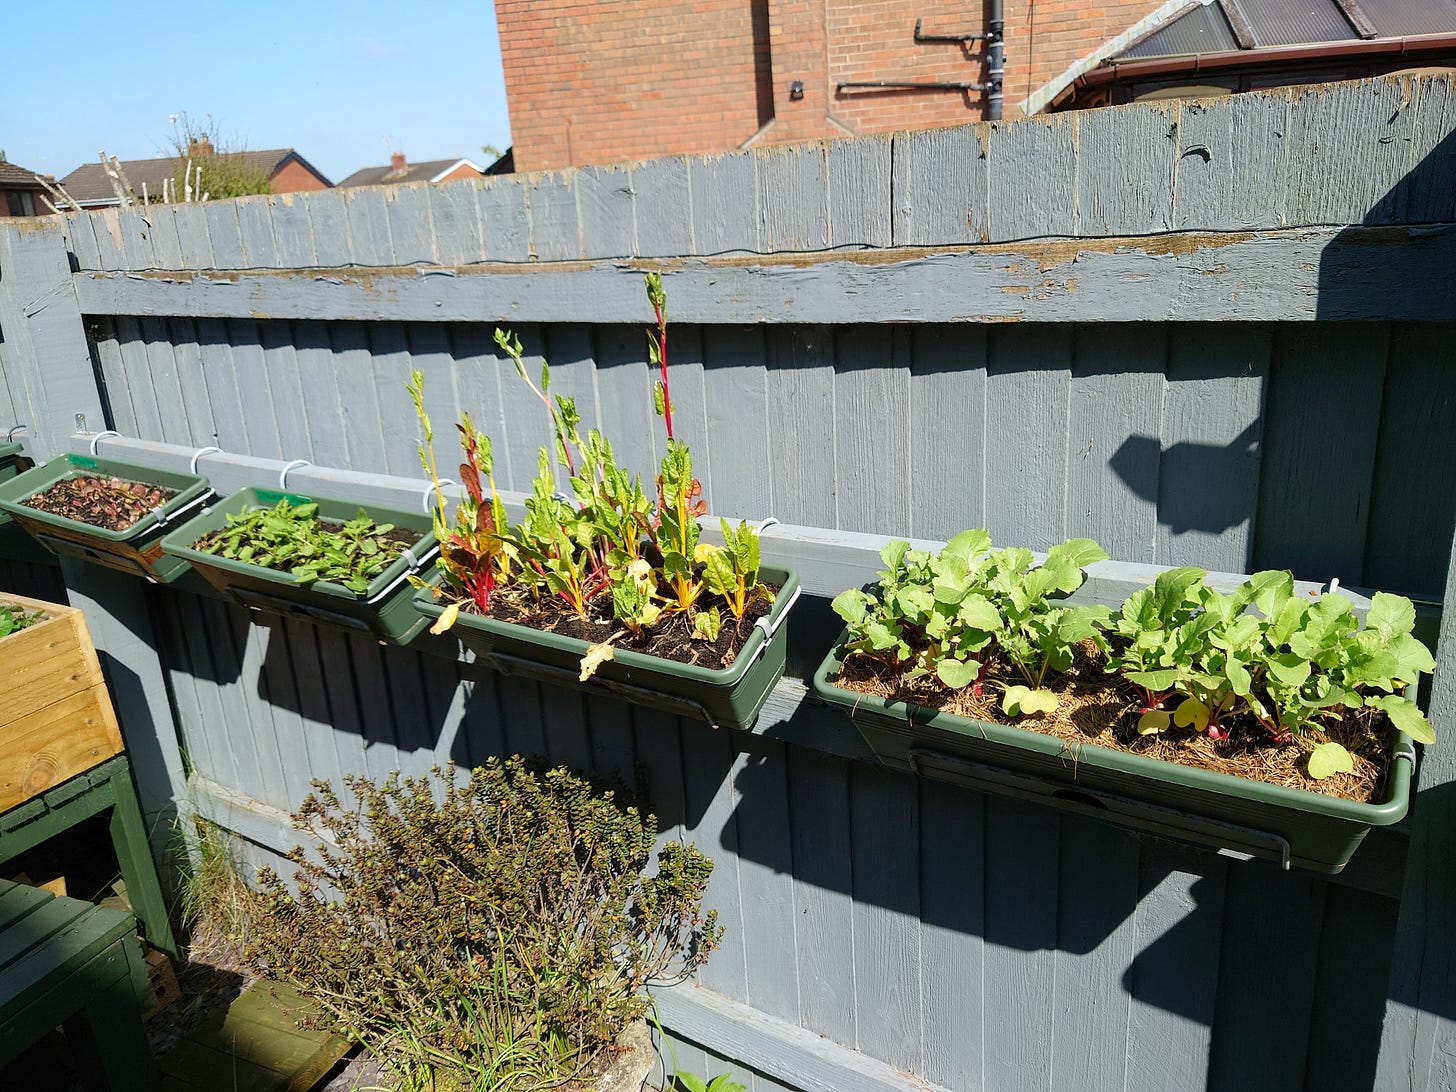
(831, 530), (1108, 715)
(195, 499), (410, 594)
(413, 274), (774, 667)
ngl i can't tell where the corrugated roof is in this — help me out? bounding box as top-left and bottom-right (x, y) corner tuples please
(336, 158), (479, 188)
(1113, 0), (1456, 62)
(1238, 0), (1357, 47)
(59, 149), (321, 204)
(1124, 4), (1239, 59)
(1355, 0), (1456, 38)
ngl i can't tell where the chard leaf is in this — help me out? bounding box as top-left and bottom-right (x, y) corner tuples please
(1308, 742), (1354, 780)
(936, 658), (979, 690)
(1366, 694), (1436, 745)
(1138, 709), (1171, 735)
(1002, 685), (1059, 717)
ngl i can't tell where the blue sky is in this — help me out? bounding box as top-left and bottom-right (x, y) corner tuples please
(4, 1), (511, 185)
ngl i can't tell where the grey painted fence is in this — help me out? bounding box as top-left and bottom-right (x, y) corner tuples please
(2, 73), (1456, 1091)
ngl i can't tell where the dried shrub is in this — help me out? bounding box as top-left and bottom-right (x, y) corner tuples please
(245, 758), (722, 1090)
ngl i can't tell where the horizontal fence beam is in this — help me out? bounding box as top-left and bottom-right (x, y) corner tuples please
(67, 225), (1456, 326)
(69, 433), (1374, 608)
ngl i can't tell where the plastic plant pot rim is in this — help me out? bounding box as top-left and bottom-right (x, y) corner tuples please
(0, 455), (212, 542)
(415, 565), (801, 686)
(812, 637), (1413, 826)
(161, 488), (439, 604)
(0, 443), (21, 461)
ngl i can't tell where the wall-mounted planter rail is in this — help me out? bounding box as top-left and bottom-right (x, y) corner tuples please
(416, 569), (801, 730)
(812, 639), (1413, 873)
(0, 455), (211, 583)
(160, 488), (438, 645)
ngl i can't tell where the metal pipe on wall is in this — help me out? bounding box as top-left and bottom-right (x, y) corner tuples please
(988, 0), (1005, 120)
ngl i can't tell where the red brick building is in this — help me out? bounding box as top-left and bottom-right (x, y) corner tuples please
(336, 152), (487, 189)
(498, 0), (1456, 171)
(496, 0), (1172, 171)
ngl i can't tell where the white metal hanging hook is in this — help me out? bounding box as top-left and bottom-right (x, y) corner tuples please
(189, 446), (222, 474)
(88, 430), (120, 456)
(278, 459), (311, 491)
(423, 478), (456, 515)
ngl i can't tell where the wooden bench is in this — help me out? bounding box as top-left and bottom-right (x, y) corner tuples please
(0, 877), (157, 1087)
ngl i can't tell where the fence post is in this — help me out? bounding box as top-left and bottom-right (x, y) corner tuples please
(1378, 526), (1456, 1089)
(0, 217), (105, 458)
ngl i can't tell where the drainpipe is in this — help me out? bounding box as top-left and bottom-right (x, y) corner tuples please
(987, 0), (1005, 120)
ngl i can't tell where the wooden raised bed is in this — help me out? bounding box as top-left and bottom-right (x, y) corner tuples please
(0, 592), (123, 813)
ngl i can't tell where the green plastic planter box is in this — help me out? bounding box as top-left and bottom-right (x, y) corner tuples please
(160, 487), (439, 645)
(812, 636), (1413, 873)
(0, 442), (22, 485)
(415, 567), (801, 730)
(0, 455), (211, 583)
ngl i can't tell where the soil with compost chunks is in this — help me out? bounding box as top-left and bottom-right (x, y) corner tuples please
(835, 640), (1392, 803)
(479, 583), (779, 669)
(24, 473), (178, 532)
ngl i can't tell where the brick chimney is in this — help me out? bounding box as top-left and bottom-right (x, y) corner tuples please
(390, 151), (407, 174)
(188, 137), (214, 157)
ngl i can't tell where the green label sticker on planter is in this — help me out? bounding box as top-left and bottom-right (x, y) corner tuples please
(256, 489), (312, 507)
(67, 455), (99, 470)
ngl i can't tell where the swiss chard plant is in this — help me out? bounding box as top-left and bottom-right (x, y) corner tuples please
(196, 499), (409, 594)
(412, 273), (774, 666)
(831, 530), (1108, 716)
(1103, 568), (1436, 777)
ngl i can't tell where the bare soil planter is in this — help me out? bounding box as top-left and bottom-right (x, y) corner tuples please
(161, 487), (438, 645)
(0, 455), (210, 583)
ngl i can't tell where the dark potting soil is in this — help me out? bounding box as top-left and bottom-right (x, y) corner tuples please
(23, 473), (178, 532)
(480, 584), (778, 670)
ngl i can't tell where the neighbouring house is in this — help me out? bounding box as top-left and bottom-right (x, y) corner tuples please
(0, 158), (57, 216)
(1042, 0), (1456, 112)
(335, 152), (487, 188)
(58, 140), (332, 209)
(495, 0), (1456, 171)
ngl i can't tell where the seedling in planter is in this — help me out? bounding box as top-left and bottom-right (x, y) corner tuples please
(195, 499), (408, 594)
(1103, 568), (1436, 778)
(0, 602), (43, 637)
(24, 473), (177, 532)
(832, 530), (1108, 715)
(412, 274), (776, 673)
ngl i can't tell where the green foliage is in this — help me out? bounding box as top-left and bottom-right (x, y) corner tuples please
(414, 275), (770, 659)
(677, 1074), (747, 1092)
(832, 529), (1107, 714)
(197, 499), (407, 594)
(163, 113), (271, 202)
(246, 759), (722, 1089)
(0, 602), (44, 638)
(1102, 570), (1437, 773)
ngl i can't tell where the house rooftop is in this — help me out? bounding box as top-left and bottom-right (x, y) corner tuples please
(336, 156), (484, 188)
(59, 149), (330, 206)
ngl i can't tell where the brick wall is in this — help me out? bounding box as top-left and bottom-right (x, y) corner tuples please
(437, 162), (486, 183)
(269, 157), (330, 193)
(498, 0), (1166, 170)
